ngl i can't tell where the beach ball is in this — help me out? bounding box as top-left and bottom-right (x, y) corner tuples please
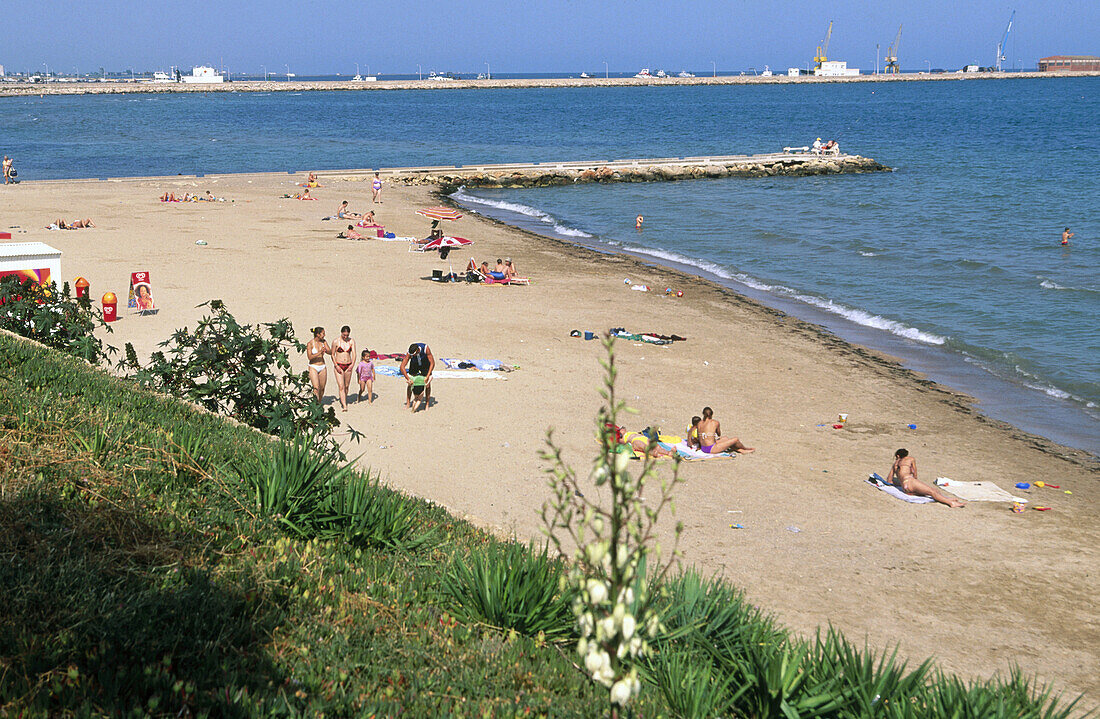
(676, 290), (684, 297)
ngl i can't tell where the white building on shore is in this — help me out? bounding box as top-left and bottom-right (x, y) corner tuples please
(814, 60), (859, 77)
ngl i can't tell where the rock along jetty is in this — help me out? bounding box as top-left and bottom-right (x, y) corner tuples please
(319, 153), (889, 191)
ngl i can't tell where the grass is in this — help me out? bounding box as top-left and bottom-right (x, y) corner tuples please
(0, 330), (1091, 718)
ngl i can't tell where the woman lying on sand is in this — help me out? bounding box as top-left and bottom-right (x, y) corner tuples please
(48, 218), (95, 230)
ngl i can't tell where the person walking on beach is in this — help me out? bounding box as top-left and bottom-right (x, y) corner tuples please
(306, 327), (330, 403)
(1061, 227), (1074, 246)
(886, 449), (965, 507)
(371, 173), (383, 203)
(332, 325), (357, 412)
(400, 342), (435, 412)
(696, 406), (754, 454)
(2, 156), (13, 184)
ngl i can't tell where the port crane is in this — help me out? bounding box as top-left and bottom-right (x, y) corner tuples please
(814, 21), (833, 70)
(884, 24), (902, 73)
(996, 10), (1014, 71)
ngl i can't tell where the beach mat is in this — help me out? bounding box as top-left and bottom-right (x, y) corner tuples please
(934, 478), (1026, 503)
(665, 441), (735, 461)
(374, 366), (505, 380)
(441, 358), (505, 371)
(867, 473), (934, 504)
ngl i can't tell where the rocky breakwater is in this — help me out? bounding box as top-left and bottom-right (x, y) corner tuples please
(375, 155), (889, 192)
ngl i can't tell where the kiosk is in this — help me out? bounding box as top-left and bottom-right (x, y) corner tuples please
(0, 242), (62, 286)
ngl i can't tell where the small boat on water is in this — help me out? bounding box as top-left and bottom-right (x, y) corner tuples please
(655, 69), (668, 78)
(678, 70), (695, 78)
(634, 68), (653, 78)
(580, 72), (590, 78)
(761, 65), (774, 77)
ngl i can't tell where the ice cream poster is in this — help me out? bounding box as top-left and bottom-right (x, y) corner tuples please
(128, 271), (157, 314)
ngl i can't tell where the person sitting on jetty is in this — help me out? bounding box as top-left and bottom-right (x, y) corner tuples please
(812, 137), (824, 155)
(49, 218), (96, 230)
(400, 342), (435, 411)
(337, 200), (362, 220)
(697, 406), (754, 454)
(822, 140), (840, 156)
(886, 449), (965, 508)
(338, 225), (365, 240)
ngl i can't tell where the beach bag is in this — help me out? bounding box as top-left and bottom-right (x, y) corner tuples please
(8, 168), (16, 178)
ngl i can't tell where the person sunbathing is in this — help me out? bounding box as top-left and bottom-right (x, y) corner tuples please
(160, 192), (178, 202)
(339, 225), (365, 240)
(617, 427), (674, 458)
(504, 258), (518, 280)
(886, 449), (965, 507)
(696, 406), (754, 454)
(53, 218), (96, 229)
(299, 188), (316, 200)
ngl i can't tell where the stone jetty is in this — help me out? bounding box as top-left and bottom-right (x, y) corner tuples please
(320, 153), (889, 191)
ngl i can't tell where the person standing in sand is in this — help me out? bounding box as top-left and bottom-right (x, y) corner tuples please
(1061, 227), (1074, 246)
(887, 449), (965, 507)
(2, 156), (13, 184)
(331, 325), (357, 412)
(371, 173), (383, 203)
(306, 327), (330, 403)
(400, 342), (435, 411)
(696, 406), (754, 454)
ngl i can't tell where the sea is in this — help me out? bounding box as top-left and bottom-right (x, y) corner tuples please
(2, 78), (1097, 453)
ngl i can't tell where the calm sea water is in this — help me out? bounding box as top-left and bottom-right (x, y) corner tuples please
(2, 80), (1097, 451)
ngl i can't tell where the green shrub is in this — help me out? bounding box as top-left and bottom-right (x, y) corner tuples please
(649, 647), (740, 718)
(713, 638), (849, 719)
(442, 541), (576, 641)
(810, 627), (930, 718)
(124, 300), (346, 456)
(322, 472), (438, 551)
(923, 668), (1083, 719)
(0, 276), (112, 364)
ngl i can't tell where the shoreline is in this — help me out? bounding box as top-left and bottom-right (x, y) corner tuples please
(2, 71), (1097, 98)
(446, 185), (1100, 459)
(2, 170), (1097, 702)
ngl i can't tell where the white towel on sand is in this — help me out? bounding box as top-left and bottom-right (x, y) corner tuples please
(867, 473), (934, 504)
(934, 478), (1026, 503)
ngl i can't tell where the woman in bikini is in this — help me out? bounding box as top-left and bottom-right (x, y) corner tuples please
(331, 325), (357, 412)
(306, 327), (330, 403)
(696, 406), (754, 454)
(371, 173), (383, 203)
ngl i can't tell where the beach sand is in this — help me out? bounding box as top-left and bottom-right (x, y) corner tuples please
(3, 172), (1097, 704)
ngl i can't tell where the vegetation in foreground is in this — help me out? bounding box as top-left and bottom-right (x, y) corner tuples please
(0, 294), (1090, 716)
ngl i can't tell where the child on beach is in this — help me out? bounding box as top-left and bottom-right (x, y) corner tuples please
(355, 350), (375, 403)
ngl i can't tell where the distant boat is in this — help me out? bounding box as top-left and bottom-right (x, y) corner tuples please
(580, 72), (590, 78)
(352, 74), (363, 81)
(761, 65), (773, 77)
(655, 69), (668, 78)
(634, 68), (653, 78)
(476, 73), (486, 80)
(286, 72), (296, 79)
(180, 66), (224, 84)
(677, 70), (695, 78)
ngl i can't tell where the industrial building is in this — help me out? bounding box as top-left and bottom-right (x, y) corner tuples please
(1038, 56), (1100, 72)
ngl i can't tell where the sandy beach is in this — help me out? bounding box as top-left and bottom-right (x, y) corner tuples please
(2, 172), (1097, 703)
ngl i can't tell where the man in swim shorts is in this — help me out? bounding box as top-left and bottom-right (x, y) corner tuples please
(886, 449), (965, 507)
(1061, 227), (1074, 246)
(400, 342), (435, 411)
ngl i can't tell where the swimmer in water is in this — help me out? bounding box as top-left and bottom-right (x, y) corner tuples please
(636, 214), (644, 229)
(1062, 227), (1074, 246)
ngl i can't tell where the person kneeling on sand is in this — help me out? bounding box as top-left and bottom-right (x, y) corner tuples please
(887, 449), (966, 507)
(400, 342), (435, 411)
(697, 406), (754, 454)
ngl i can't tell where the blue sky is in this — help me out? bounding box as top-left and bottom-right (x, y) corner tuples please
(3, 1), (1096, 75)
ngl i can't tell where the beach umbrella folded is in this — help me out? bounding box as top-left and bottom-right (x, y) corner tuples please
(416, 206), (464, 222)
(422, 235), (472, 250)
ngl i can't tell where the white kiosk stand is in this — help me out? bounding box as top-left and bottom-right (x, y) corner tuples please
(0, 242), (63, 286)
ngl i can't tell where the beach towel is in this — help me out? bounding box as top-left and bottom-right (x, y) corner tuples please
(934, 478), (1027, 503)
(374, 366), (505, 380)
(867, 473), (935, 504)
(441, 358), (506, 371)
(666, 441), (735, 461)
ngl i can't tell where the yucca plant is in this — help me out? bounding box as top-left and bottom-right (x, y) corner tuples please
(322, 472), (437, 551)
(809, 627), (930, 718)
(923, 667), (1084, 719)
(711, 637), (849, 719)
(441, 541), (576, 642)
(238, 437), (350, 538)
(654, 569), (787, 655)
(162, 426), (217, 483)
(647, 647), (742, 718)
(68, 425), (118, 468)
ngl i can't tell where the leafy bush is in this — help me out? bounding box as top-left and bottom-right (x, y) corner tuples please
(442, 540), (576, 641)
(124, 300), (345, 454)
(0, 276), (112, 364)
(809, 627), (930, 718)
(649, 648), (739, 719)
(323, 472), (437, 551)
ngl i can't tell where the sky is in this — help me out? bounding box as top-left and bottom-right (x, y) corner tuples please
(2, 0), (1097, 76)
